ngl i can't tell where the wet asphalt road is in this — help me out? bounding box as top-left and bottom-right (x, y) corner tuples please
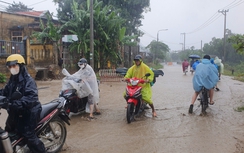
(1, 64), (244, 153)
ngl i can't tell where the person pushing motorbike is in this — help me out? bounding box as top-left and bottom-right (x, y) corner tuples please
(124, 55), (157, 117)
(0, 54), (46, 152)
(73, 58), (100, 120)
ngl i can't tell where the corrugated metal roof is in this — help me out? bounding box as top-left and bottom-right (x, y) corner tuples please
(15, 10), (49, 18)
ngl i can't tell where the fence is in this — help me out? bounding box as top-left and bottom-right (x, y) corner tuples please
(99, 69), (124, 82)
(0, 40), (25, 56)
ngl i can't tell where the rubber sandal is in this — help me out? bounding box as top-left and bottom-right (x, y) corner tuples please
(209, 101), (215, 105)
(87, 116), (94, 121)
(93, 112), (101, 115)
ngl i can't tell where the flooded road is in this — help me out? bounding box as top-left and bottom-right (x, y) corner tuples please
(1, 64), (244, 153)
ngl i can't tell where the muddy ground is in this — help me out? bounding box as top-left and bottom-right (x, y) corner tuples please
(1, 64), (244, 153)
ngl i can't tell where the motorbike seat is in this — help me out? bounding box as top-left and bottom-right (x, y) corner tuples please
(40, 100), (60, 120)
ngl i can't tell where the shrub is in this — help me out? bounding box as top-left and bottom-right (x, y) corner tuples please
(0, 73), (6, 83)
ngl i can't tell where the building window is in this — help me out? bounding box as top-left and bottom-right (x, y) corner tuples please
(11, 31), (23, 42)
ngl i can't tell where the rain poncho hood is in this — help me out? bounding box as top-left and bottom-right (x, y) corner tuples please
(124, 61), (154, 104)
(214, 56), (222, 66)
(193, 59), (219, 92)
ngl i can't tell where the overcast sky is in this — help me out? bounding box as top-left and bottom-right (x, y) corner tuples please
(7, 0), (244, 51)
(140, 0), (244, 51)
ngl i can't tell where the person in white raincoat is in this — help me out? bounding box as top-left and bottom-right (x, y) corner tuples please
(214, 56), (224, 80)
(73, 58), (100, 120)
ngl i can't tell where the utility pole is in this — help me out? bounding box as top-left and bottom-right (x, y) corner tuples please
(90, 0), (94, 68)
(218, 9), (229, 61)
(201, 40), (202, 52)
(181, 33), (186, 51)
(179, 43), (183, 51)
(156, 29), (168, 64)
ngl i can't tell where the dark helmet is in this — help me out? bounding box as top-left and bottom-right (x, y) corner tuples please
(203, 54), (210, 60)
(78, 58), (87, 65)
(134, 55), (142, 60)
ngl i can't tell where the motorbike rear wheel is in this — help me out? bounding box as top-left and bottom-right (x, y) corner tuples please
(39, 117), (67, 153)
(201, 89), (209, 114)
(126, 103), (134, 124)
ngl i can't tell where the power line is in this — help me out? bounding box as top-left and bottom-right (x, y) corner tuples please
(186, 13), (221, 34)
(28, 0), (48, 7)
(0, 0), (11, 5)
(227, 0), (244, 9)
(186, 0), (244, 34)
(139, 28), (156, 39)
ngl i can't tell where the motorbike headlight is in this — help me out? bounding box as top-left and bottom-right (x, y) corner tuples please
(130, 79), (139, 86)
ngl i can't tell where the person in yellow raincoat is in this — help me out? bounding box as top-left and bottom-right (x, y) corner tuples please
(124, 55), (157, 117)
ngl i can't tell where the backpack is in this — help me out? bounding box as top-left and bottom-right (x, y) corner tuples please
(150, 76), (156, 87)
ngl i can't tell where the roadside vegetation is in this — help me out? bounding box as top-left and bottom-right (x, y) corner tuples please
(0, 73), (6, 83)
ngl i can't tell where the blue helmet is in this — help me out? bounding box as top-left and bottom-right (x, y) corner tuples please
(134, 55), (142, 60)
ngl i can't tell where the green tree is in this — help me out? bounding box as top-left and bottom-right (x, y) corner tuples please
(146, 40), (169, 62)
(102, 0), (150, 36)
(60, 0), (126, 69)
(31, 13), (62, 65)
(54, 0), (150, 43)
(203, 34), (244, 64)
(228, 34), (244, 54)
(6, 1), (33, 12)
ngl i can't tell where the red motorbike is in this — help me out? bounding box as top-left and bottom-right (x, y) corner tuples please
(124, 73), (150, 124)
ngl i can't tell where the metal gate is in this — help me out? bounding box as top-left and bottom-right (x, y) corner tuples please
(99, 69), (124, 82)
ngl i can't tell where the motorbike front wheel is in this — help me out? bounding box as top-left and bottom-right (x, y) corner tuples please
(126, 103), (135, 124)
(39, 117), (67, 153)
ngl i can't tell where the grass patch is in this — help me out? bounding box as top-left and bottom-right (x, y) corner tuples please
(235, 106), (244, 112)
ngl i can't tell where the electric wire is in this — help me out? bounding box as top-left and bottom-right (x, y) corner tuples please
(186, 0), (244, 34)
(28, 0), (48, 7)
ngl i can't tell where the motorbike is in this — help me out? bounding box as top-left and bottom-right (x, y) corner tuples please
(0, 91), (70, 153)
(59, 87), (88, 116)
(198, 87), (209, 114)
(59, 68), (98, 117)
(124, 73), (150, 124)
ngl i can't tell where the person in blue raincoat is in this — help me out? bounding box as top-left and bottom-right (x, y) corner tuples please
(188, 55), (219, 114)
(192, 59), (200, 71)
(124, 55), (157, 117)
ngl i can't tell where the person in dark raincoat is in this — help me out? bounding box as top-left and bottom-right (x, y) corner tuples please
(1, 54), (46, 153)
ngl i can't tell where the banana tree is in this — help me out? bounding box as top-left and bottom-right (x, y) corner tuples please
(31, 13), (62, 65)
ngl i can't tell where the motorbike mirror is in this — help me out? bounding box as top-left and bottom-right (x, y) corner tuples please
(11, 91), (22, 100)
(145, 73), (151, 77)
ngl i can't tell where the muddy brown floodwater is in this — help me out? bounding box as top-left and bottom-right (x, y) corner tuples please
(1, 64), (244, 153)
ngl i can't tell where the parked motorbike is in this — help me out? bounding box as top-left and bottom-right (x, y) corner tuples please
(124, 73), (150, 124)
(0, 91), (70, 153)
